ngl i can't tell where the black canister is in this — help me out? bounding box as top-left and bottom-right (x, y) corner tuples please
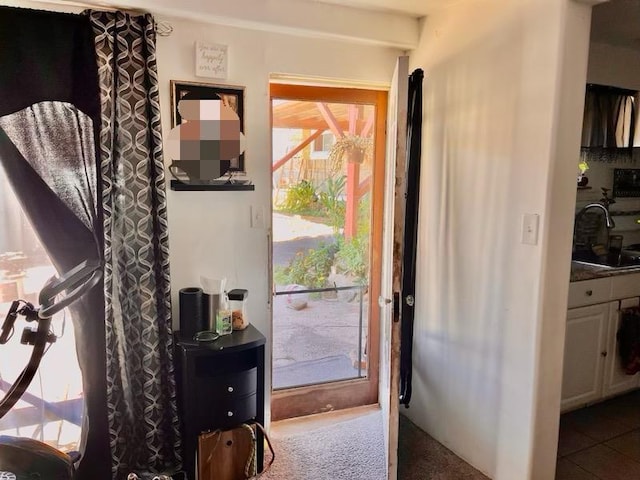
(179, 287), (205, 338)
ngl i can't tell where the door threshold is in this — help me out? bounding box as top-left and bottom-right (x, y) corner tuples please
(270, 404), (380, 438)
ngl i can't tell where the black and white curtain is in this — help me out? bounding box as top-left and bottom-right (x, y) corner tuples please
(85, 10), (181, 477)
(0, 6), (181, 479)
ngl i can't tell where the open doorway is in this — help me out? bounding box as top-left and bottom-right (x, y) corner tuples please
(558, 1), (640, 478)
(269, 83), (387, 421)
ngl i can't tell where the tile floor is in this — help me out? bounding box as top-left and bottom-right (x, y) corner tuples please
(557, 390), (640, 479)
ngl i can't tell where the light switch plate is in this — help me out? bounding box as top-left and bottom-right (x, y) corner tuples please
(250, 205), (265, 229)
(521, 213), (539, 245)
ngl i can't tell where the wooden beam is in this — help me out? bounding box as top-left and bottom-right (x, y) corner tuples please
(348, 105), (358, 135)
(0, 379), (83, 426)
(345, 161), (360, 239)
(0, 398), (83, 430)
(360, 111), (375, 138)
(272, 130), (325, 172)
(316, 103), (345, 138)
(356, 176), (371, 199)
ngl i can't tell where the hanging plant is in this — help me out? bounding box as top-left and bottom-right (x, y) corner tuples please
(328, 134), (373, 172)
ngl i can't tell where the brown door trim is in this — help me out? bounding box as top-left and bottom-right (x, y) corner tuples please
(270, 83), (388, 421)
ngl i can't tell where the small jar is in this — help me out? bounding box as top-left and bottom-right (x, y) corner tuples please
(228, 289), (249, 330)
(215, 292), (233, 336)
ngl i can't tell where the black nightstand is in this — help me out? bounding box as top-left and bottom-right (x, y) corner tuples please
(174, 324), (266, 480)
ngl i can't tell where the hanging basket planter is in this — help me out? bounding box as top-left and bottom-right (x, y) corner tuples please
(346, 146), (366, 164)
(328, 135), (373, 172)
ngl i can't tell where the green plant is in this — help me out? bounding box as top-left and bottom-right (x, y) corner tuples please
(334, 233), (369, 284)
(279, 180), (319, 214)
(273, 266), (290, 286)
(319, 176), (346, 233)
(280, 242), (338, 289)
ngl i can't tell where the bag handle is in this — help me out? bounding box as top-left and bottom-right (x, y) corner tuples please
(248, 422), (275, 479)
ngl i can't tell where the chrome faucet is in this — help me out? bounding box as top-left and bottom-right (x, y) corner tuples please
(573, 202), (615, 252)
(575, 203), (615, 229)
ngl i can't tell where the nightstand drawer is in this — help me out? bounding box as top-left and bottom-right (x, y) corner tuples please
(212, 368), (257, 399)
(196, 394), (257, 431)
(568, 278), (611, 308)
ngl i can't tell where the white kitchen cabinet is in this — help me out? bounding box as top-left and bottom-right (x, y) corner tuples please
(602, 297), (640, 398)
(567, 277), (612, 308)
(561, 303), (609, 411)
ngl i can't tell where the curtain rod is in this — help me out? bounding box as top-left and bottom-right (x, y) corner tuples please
(587, 83), (638, 96)
(31, 0), (173, 35)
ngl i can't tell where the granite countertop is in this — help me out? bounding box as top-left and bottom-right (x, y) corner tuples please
(570, 261), (640, 282)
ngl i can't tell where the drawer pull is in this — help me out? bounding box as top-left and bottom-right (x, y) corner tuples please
(601, 351), (608, 357)
(227, 386), (234, 393)
(227, 411), (234, 417)
(585, 290), (593, 297)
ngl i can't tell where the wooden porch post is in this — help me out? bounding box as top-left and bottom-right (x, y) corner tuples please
(345, 105), (360, 239)
(345, 161), (360, 239)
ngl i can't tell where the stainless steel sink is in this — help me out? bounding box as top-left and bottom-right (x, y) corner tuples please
(572, 249), (640, 270)
(571, 250), (640, 270)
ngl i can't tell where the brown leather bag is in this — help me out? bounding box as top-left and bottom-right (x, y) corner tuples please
(198, 423), (274, 480)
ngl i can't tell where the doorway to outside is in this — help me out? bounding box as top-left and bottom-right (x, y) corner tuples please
(270, 83), (387, 420)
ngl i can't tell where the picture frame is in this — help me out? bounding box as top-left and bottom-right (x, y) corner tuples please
(170, 80), (246, 172)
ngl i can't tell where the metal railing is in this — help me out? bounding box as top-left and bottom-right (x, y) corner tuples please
(274, 284), (367, 379)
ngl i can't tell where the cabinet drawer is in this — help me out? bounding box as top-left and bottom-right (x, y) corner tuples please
(196, 394), (257, 431)
(210, 368), (257, 399)
(216, 394), (257, 429)
(568, 278), (612, 308)
(610, 273), (640, 300)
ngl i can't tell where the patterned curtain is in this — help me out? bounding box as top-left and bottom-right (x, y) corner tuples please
(86, 10), (181, 477)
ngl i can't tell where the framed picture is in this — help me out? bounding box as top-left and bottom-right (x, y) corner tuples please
(170, 80), (246, 172)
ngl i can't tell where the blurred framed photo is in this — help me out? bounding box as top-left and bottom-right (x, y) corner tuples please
(170, 80), (245, 172)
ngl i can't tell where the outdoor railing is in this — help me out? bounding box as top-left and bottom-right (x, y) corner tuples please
(274, 284), (368, 379)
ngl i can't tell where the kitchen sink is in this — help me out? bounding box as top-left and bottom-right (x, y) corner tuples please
(572, 249), (640, 270)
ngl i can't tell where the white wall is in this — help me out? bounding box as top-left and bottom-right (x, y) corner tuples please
(407, 1), (591, 478)
(156, 17), (402, 420)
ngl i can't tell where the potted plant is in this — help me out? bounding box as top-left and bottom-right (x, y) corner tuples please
(328, 134), (373, 171)
(577, 158), (589, 187)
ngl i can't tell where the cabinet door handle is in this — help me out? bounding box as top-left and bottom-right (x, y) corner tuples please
(585, 290), (593, 297)
(227, 386), (234, 393)
(601, 351), (608, 357)
(227, 411), (234, 417)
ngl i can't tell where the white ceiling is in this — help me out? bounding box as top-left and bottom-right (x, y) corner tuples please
(296, 0), (462, 17)
(591, 0), (640, 50)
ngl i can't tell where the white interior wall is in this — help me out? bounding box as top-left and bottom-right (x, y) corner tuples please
(156, 18), (402, 421)
(407, 1), (591, 478)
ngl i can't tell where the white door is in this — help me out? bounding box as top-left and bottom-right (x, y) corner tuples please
(561, 303), (609, 411)
(603, 299), (640, 397)
(379, 55), (408, 480)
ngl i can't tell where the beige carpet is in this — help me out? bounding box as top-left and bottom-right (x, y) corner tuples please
(260, 408), (489, 480)
(262, 409), (386, 480)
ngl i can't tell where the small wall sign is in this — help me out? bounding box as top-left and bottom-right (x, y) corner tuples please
(195, 42), (228, 79)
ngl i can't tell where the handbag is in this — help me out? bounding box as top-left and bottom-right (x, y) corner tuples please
(198, 422), (274, 480)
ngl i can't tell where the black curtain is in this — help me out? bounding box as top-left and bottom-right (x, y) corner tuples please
(399, 69), (423, 409)
(0, 6), (110, 479)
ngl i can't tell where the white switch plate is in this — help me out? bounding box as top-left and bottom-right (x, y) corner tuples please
(521, 213), (539, 245)
(250, 205), (265, 229)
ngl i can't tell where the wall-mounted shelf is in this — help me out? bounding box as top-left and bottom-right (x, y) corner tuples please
(170, 180), (255, 191)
